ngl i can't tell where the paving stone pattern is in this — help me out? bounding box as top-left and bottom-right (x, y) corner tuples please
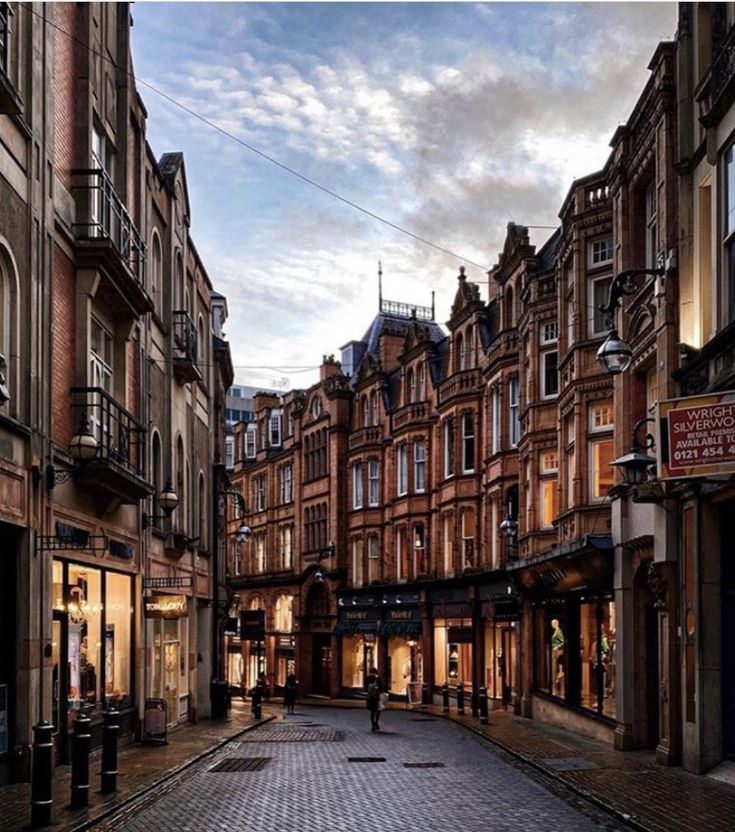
(97, 707), (609, 832)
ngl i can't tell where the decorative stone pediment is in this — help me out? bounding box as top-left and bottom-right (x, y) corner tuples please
(448, 267), (484, 327)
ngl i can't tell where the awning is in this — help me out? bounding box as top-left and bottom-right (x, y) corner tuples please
(335, 621), (379, 636)
(379, 621), (422, 637)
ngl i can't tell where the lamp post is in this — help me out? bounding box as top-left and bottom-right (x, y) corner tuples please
(596, 266), (665, 375)
(314, 541), (336, 582)
(611, 417), (659, 487)
(142, 479), (179, 528)
(45, 415), (99, 491)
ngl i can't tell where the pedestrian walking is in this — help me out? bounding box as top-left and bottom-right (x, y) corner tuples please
(365, 667), (385, 732)
(283, 673), (299, 715)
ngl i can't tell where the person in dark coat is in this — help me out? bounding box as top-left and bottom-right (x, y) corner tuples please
(283, 673), (299, 715)
(365, 667), (384, 732)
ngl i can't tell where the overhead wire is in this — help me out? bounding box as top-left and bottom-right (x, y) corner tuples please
(26, 3), (506, 273)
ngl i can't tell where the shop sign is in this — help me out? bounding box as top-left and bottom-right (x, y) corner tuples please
(337, 608), (379, 634)
(433, 602), (472, 618)
(240, 610), (265, 640)
(56, 522), (89, 547)
(384, 607), (420, 623)
(277, 635), (295, 649)
(659, 392), (735, 480)
(224, 617), (239, 636)
(143, 576), (193, 589)
(144, 595), (187, 619)
(109, 539), (134, 559)
(493, 599), (521, 622)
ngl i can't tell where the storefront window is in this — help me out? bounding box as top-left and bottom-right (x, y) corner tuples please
(579, 597), (616, 719)
(483, 620), (517, 702)
(67, 564), (102, 713)
(533, 603), (567, 699)
(104, 571), (132, 707)
(388, 637), (422, 692)
(433, 619), (473, 685)
(341, 635), (376, 688)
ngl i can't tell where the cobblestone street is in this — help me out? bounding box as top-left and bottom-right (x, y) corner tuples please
(93, 707), (626, 832)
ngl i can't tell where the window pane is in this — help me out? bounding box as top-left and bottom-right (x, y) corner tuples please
(591, 439), (615, 499)
(105, 572), (132, 707)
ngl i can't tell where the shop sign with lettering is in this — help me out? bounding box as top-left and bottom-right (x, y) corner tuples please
(384, 607), (420, 622)
(109, 539), (134, 559)
(144, 595), (187, 618)
(659, 392), (735, 479)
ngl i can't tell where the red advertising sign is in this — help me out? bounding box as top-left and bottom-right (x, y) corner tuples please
(659, 392), (735, 480)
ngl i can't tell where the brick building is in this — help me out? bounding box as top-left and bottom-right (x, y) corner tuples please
(0, 2), (232, 782)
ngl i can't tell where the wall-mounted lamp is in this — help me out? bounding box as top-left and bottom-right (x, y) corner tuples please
(596, 266), (666, 375)
(611, 417), (658, 486)
(46, 415), (99, 492)
(314, 540), (335, 583)
(142, 479), (179, 528)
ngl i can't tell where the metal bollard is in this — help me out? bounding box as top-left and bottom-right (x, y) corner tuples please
(442, 683), (450, 713)
(100, 710), (120, 794)
(479, 686), (489, 725)
(70, 713), (91, 809)
(30, 721), (54, 827)
(457, 682), (465, 715)
(471, 687), (479, 718)
(251, 687), (262, 720)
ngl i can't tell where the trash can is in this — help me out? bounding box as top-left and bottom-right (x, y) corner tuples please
(142, 698), (168, 745)
(210, 680), (228, 721)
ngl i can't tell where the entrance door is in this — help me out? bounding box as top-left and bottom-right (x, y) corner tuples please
(501, 628), (515, 705)
(645, 604), (660, 748)
(312, 634), (332, 696)
(722, 511), (735, 759)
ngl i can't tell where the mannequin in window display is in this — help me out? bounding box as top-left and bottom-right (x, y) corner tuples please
(550, 618), (565, 694)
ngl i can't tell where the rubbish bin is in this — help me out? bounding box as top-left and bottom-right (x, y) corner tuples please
(210, 680), (228, 720)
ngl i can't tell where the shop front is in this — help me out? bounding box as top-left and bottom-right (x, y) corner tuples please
(480, 583), (520, 709)
(52, 557), (135, 760)
(144, 594), (190, 726)
(430, 589), (473, 689)
(380, 596), (423, 695)
(513, 536), (616, 737)
(338, 600), (380, 693)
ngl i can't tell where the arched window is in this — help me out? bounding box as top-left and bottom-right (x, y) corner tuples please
(0, 242), (19, 415)
(151, 430), (162, 526)
(362, 395), (369, 427)
(417, 362), (425, 400)
(455, 333), (463, 372)
(274, 594), (293, 632)
(198, 471), (207, 546)
(175, 252), (184, 311)
(176, 435), (185, 530)
(370, 391), (378, 425)
(407, 367), (415, 402)
(150, 231), (162, 315)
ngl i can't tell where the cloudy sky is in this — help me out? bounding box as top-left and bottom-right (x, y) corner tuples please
(130, 1), (677, 391)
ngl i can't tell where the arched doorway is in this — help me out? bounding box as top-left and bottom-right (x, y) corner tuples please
(305, 582), (332, 696)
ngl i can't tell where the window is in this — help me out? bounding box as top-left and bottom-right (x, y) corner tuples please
(371, 391), (379, 425)
(455, 333), (464, 372)
(396, 526), (409, 582)
(541, 321), (558, 344)
(150, 231), (162, 315)
(0, 3), (11, 77)
(254, 534), (265, 573)
(367, 536), (380, 583)
(541, 351), (558, 398)
(254, 474), (266, 512)
(590, 276), (613, 336)
(280, 525), (293, 570)
(304, 502), (327, 553)
(275, 595), (293, 632)
(352, 462), (363, 509)
(462, 413), (475, 473)
(589, 237), (613, 267)
(279, 462), (293, 504)
(362, 395), (370, 427)
(269, 410), (282, 447)
(725, 146), (735, 321)
(408, 368), (416, 403)
(90, 317), (114, 392)
(413, 523), (426, 576)
(645, 181), (658, 270)
(417, 363), (426, 400)
(397, 445), (408, 496)
(0, 245), (16, 410)
(311, 396), (322, 419)
(414, 442), (426, 493)
(566, 446), (576, 509)
(540, 479), (558, 527)
(352, 539), (363, 587)
(305, 428), (328, 480)
(442, 513), (454, 576)
(589, 401), (614, 432)
(509, 377), (520, 447)
(245, 425), (257, 459)
(590, 439), (614, 500)
(461, 511), (474, 570)
(491, 389), (501, 454)
(368, 460), (380, 506)
(443, 419), (455, 478)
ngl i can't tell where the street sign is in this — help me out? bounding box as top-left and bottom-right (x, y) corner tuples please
(143, 576), (193, 589)
(144, 595), (188, 618)
(658, 391), (735, 480)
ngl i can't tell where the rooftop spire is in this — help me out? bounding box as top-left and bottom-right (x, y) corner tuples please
(378, 261), (383, 308)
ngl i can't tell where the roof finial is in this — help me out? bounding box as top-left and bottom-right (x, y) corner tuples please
(378, 261), (383, 309)
(431, 291), (435, 320)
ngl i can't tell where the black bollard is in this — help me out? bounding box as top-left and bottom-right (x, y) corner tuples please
(479, 685), (489, 725)
(457, 682), (465, 715)
(30, 721), (54, 827)
(100, 709), (120, 794)
(251, 686), (262, 720)
(471, 687), (479, 718)
(70, 713), (91, 809)
(442, 683), (450, 713)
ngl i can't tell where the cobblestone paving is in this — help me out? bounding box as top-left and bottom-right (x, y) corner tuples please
(95, 707), (620, 832)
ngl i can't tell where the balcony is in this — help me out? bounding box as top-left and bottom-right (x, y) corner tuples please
(437, 369), (481, 406)
(392, 401), (430, 430)
(71, 386), (153, 503)
(71, 169), (152, 316)
(348, 426), (381, 450)
(172, 310), (202, 384)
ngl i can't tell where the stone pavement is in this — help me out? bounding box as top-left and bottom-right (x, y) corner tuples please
(0, 700), (272, 832)
(324, 698), (734, 832)
(94, 706), (613, 832)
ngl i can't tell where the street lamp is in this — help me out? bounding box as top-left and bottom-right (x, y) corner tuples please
(45, 415), (99, 491)
(314, 541), (336, 582)
(596, 266), (665, 375)
(142, 479), (179, 528)
(611, 417), (658, 486)
(499, 513), (518, 544)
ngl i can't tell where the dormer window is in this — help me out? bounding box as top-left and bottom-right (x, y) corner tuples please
(269, 410), (282, 447)
(245, 424), (257, 459)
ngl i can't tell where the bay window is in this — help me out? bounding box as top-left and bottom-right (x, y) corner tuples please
(397, 444), (408, 496)
(462, 412), (475, 473)
(414, 441), (426, 492)
(368, 459), (379, 506)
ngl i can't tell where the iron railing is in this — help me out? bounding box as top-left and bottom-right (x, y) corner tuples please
(712, 23), (735, 106)
(380, 298), (433, 321)
(172, 310), (198, 364)
(71, 168), (146, 286)
(71, 386), (146, 479)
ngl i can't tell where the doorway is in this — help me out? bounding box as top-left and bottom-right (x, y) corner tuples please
(51, 611), (68, 762)
(312, 634), (332, 696)
(645, 604), (660, 749)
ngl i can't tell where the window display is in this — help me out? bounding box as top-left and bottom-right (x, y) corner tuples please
(433, 619), (473, 685)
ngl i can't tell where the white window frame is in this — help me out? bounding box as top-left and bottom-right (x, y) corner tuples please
(368, 459), (379, 506)
(269, 410), (282, 447)
(352, 462), (363, 509)
(397, 445), (408, 496)
(245, 424), (257, 459)
(255, 475), (266, 512)
(509, 377), (520, 447)
(589, 275), (614, 337)
(589, 401), (614, 433)
(414, 441), (426, 493)
(491, 389), (501, 454)
(443, 419), (455, 478)
(462, 413), (475, 473)
(588, 237), (613, 268)
(280, 462), (293, 504)
(541, 350), (558, 398)
(540, 321), (558, 344)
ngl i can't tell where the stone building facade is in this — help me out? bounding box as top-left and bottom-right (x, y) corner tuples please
(0, 2), (232, 782)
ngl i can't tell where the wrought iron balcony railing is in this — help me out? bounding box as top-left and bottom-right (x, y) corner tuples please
(71, 386), (147, 485)
(173, 310), (198, 364)
(380, 298), (433, 321)
(71, 168), (146, 287)
(712, 23), (735, 107)
(0, 3), (10, 76)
